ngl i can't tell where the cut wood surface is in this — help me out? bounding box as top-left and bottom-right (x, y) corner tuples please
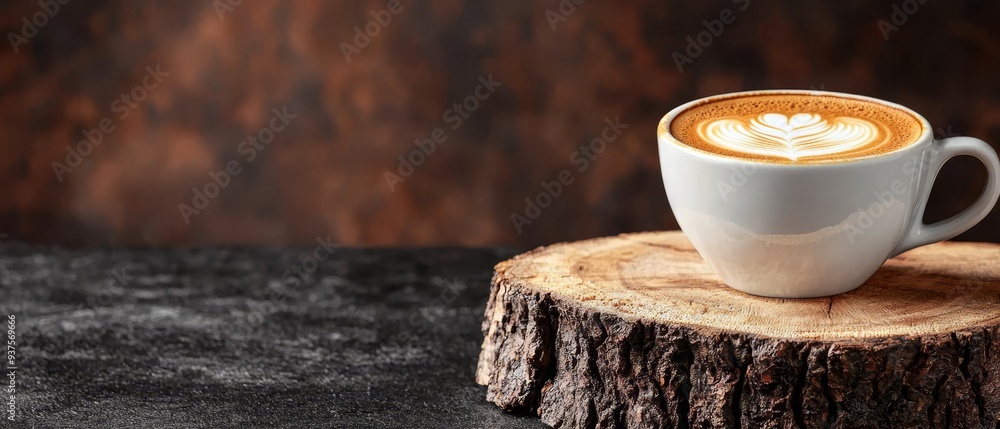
(477, 231), (1000, 428)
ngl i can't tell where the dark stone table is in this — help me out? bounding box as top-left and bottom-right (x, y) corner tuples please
(0, 245), (546, 428)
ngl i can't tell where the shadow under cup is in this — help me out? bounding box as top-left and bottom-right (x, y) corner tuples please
(658, 90), (958, 298)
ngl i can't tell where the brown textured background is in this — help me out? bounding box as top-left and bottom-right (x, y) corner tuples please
(2, 0), (1000, 247)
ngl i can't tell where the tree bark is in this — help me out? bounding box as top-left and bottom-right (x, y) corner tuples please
(477, 231), (1000, 428)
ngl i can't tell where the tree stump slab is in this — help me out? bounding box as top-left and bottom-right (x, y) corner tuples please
(476, 231), (1000, 428)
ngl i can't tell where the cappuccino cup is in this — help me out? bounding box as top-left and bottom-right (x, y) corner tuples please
(657, 90), (1000, 298)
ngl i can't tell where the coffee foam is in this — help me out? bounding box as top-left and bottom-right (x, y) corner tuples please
(668, 93), (925, 163)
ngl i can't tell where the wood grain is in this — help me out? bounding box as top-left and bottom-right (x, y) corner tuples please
(477, 231), (1000, 428)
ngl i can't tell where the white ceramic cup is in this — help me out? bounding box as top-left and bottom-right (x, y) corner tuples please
(657, 90), (1000, 298)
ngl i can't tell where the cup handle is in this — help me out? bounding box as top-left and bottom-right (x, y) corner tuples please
(890, 136), (1000, 257)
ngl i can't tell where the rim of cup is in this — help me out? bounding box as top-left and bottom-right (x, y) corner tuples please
(656, 89), (935, 167)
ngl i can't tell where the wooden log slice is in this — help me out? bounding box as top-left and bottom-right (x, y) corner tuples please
(476, 231), (1000, 429)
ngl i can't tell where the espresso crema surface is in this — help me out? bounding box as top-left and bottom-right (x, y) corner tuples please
(669, 93), (925, 163)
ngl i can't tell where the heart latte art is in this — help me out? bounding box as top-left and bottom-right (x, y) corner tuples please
(668, 93), (925, 163)
(698, 113), (883, 161)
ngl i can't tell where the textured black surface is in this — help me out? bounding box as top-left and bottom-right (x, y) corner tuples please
(0, 245), (545, 428)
